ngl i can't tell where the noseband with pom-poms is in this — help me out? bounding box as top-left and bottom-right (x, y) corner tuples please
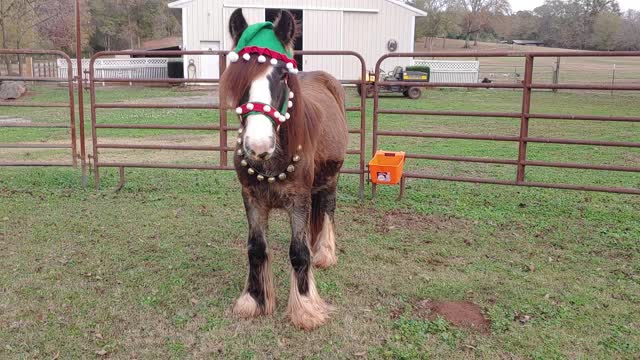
(236, 88), (294, 127)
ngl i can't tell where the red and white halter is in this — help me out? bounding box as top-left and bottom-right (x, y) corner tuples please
(235, 78), (295, 127)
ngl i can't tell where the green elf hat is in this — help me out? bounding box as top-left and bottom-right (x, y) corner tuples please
(228, 22), (299, 73)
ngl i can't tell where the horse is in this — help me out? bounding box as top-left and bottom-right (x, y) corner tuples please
(219, 9), (348, 330)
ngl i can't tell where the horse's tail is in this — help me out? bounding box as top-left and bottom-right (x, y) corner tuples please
(310, 191), (325, 249)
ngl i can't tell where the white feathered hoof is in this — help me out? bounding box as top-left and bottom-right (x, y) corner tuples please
(233, 293), (266, 318)
(313, 214), (337, 269)
(286, 271), (334, 331)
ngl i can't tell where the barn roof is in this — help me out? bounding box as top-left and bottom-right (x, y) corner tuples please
(141, 37), (182, 50)
(386, 0), (427, 15)
(168, 0), (427, 16)
(512, 40), (544, 45)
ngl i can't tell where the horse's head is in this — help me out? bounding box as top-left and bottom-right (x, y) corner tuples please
(220, 8), (301, 161)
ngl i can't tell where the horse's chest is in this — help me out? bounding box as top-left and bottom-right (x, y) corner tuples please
(247, 183), (297, 209)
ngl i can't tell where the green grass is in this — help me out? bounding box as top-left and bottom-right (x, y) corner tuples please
(1, 85), (639, 358)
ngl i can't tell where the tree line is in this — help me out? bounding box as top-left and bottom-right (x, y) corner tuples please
(410, 0), (640, 51)
(0, 0), (179, 57)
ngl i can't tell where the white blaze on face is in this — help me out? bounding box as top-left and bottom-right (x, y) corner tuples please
(243, 67), (276, 159)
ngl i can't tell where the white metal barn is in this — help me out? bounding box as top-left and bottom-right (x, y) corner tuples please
(168, 0), (426, 80)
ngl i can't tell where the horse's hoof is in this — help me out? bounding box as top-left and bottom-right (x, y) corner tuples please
(312, 247), (337, 269)
(233, 293), (272, 318)
(287, 294), (334, 330)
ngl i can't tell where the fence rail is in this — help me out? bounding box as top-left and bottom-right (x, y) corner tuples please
(88, 50), (367, 197)
(373, 51), (640, 197)
(3, 47), (639, 197)
(0, 49), (85, 180)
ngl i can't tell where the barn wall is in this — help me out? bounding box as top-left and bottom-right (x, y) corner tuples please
(182, 0), (225, 79)
(175, 0), (423, 80)
(343, 0), (417, 80)
(302, 10), (343, 78)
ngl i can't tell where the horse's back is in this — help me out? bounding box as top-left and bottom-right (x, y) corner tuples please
(299, 71), (348, 162)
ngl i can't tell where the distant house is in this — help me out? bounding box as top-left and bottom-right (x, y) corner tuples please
(167, 0), (426, 80)
(140, 37), (183, 51)
(511, 40), (544, 46)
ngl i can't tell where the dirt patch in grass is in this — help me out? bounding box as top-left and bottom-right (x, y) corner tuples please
(376, 210), (473, 234)
(125, 91), (218, 106)
(415, 299), (491, 334)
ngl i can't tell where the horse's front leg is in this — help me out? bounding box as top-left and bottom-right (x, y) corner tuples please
(233, 189), (275, 318)
(286, 194), (334, 330)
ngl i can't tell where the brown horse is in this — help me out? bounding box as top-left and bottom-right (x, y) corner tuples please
(219, 9), (348, 330)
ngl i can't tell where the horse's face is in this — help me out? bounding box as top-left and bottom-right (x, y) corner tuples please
(226, 9), (298, 161)
(240, 64), (290, 160)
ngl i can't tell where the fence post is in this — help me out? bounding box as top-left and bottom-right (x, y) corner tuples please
(219, 53), (228, 167)
(516, 55), (534, 183)
(610, 64), (616, 96)
(25, 57), (33, 78)
(76, 0), (87, 188)
(552, 56), (560, 93)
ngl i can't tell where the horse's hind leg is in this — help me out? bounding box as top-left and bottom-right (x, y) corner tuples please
(287, 195), (333, 330)
(233, 191), (275, 318)
(310, 184), (338, 269)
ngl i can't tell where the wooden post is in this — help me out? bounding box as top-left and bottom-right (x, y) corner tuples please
(516, 56), (534, 183)
(611, 64), (616, 96)
(552, 57), (560, 93)
(18, 54), (23, 76)
(25, 56), (33, 77)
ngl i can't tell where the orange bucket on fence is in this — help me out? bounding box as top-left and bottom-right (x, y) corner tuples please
(368, 151), (406, 185)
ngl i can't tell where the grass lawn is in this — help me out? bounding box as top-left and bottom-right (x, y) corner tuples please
(1, 84), (639, 358)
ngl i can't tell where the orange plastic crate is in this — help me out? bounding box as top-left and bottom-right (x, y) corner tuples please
(368, 151), (406, 185)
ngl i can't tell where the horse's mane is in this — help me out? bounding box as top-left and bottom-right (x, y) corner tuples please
(219, 59), (316, 155)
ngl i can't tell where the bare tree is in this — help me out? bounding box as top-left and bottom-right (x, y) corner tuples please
(35, 0), (91, 56)
(413, 0), (460, 50)
(591, 11), (622, 50)
(0, 0), (83, 73)
(0, 0), (39, 74)
(615, 10), (640, 50)
(89, 0), (181, 51)
(459, 0), (511, 48)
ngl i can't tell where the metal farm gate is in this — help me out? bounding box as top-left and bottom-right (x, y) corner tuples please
(88, 50), (367, 197)
(4, 46), (639, 197)
(0, 49), (86, 180)
(372, 51), (640, 197)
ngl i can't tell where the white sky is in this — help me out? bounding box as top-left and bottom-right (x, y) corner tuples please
(509, 0), (639, 12)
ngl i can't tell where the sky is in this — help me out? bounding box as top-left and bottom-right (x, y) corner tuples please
(509, 0), (639, 12)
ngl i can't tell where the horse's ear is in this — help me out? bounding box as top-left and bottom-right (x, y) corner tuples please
(274, 10), (299, 49)
(229, 8), (248, 46)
